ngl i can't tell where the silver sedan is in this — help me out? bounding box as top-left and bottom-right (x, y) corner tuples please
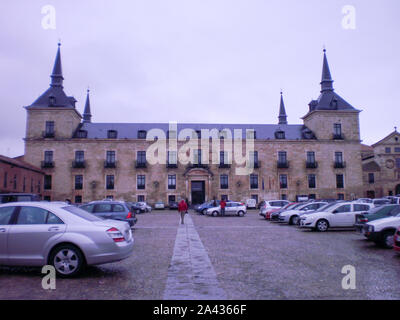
(0, 202), (134, 277)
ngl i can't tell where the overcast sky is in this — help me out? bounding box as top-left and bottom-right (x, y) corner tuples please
(0, 0), (399, 157)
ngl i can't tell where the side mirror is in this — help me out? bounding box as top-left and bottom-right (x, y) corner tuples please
(332, 210), (338, 214)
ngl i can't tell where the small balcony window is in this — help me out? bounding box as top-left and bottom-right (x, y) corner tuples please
(138, 130), (147, 139)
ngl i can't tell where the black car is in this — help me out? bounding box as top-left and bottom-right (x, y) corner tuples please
(0, 193), (41, 203)
(169, 202), (179, 210)
(80, 201), (138, 227)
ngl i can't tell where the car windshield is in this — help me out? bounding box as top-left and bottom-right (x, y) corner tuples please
(315, 202), (337, 212)
(63, 206), (104, 221)
(366, 206), (390, 215)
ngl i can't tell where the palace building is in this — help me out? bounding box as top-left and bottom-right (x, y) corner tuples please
(23, 45), (365, 204)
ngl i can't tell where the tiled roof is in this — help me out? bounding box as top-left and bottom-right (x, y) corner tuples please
(0, 155), (44, 174)
(76, 122), (314, 140)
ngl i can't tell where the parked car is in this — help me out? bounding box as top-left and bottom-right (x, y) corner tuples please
(263, 202), (296, 220)
(80, 201), (137, 227)
(393, 227), (400, 252)
(259, 200), (290, 216)
(355, 205), (400, 233)
(300, 202), (374, 232)
(371, 198), (391, 207)
(270, 203), (304, 221)
(154, 202), (165, 210)
(278, 202), (328, 225)
(0, 202), (134, 277)
(245, 199), (257, 209)
(196, 200), (221, 215)
(169, 202), (179, 210)
(363, 214), (400, 248)
(137, 202), (152, 212)
(357, 198), (373, 203)
(206, 202), (247, 217)
(126, 202), (146, 214)
(0, 193), (41, 204)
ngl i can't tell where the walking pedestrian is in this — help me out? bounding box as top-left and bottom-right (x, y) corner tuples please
(178, 199), (188, 225)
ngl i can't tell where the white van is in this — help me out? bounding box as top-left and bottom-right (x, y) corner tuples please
(245, 198), (257, 209)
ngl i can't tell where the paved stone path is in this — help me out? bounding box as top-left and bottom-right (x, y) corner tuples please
(163, 214), (227, 300)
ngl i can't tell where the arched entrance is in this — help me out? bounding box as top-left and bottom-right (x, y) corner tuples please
(396, 184), (400, 196)
(183, 167), (214, 205)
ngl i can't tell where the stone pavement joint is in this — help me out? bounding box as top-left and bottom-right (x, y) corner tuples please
(163, 214), (227, 300)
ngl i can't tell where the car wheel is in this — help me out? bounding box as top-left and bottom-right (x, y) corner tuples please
(238, 211), (245, 217)
(212, 211), (218, 217)
(289, 216), (299, 226)
(381, 230), (395, 249)
(315, 219), (329, 232)
(202, 209), (208, 215)
(49, 244), (85, 278)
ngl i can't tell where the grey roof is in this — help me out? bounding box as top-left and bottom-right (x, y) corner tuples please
(308, 50), (358, 113)
(28, 44), (77, 109)
(76, 122), (313, 140)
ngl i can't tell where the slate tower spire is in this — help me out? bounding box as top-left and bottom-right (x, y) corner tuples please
(83, 89), (92, 123)
(278, 91), (288, 125)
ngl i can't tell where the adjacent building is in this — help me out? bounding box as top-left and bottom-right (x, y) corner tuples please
(0, 154), (44, 195)
(362, 129), (400, 198)
(23, 45), (365, 204)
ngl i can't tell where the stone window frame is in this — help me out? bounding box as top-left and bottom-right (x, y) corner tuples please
(167, 174), (177, 190)
(279, 174), (288, 189)
(220, 174), (229, 190)
(336, 174), (345, 189)
(250, 174), (259, 190)
(308, 174), (316, 189)
(137, 174), (146, 190)
(106, 175), (115, 190)
(44, 175), (52, 190)
(75, 175), (83, 190)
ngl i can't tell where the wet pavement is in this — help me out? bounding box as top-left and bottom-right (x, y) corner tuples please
(1, 210), (400, 300)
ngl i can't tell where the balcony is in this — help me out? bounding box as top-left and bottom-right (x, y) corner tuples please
(166, 163), (178, 169)
(135, 161), (147, 169)
(41, 161), (54, 169)
(219, 163), (231, 169)
(332, 134), (344, 140)
(72, 161), (86, 169)
(277, 161), (289, 169)
(306, 161), (318, 169)
(42, 131), (55, 138)
(104, 161), (116, 169)
(168, 185), (177, 190)
(334, 161), (346, 169)
(250, 184), (259, 189)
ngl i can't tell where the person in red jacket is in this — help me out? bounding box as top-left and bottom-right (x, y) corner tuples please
(178, 199), (188, 224)
(220, 199), (227, 216)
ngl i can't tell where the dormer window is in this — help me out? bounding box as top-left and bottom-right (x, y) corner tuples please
(49, 96), (56, 106)
(76, 130), (87, 138)
(275, 130), (286, 140)
(107, 130), (118, 139)
(138, 130), (147, 139)
(246, 130), (256, 140)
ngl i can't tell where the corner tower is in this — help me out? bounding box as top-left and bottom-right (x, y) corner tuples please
(303, 49), (361, 141)
(24, 43), (82, 140)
